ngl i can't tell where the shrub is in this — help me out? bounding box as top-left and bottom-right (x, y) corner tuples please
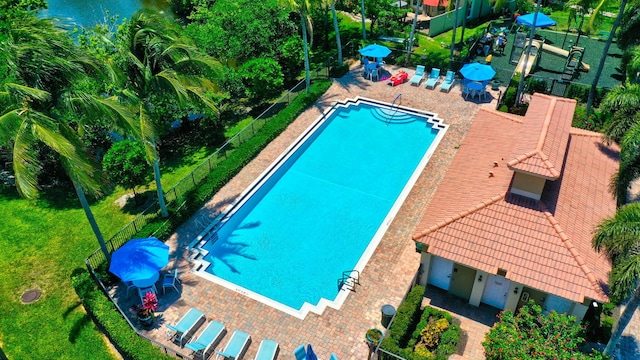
(600, 316), (614, 343)
(381, 289), (460, 360)
(483, 301), (603, 360)
(525, 77), (548, 95)
(602, 302), (615, 316)
(71, 269), (175, 360)
(419, 318), (450, 348)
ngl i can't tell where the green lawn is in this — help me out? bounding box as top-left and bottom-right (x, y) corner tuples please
(0, 144), (215, 358)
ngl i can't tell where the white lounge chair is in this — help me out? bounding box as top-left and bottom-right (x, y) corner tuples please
(253, 339), (279, 360)
(165, 308), (206, 347)
(425, 68), (441, 89)
(185, 320), (225, 359)
(215, 330), (251, 360)
(410, 65), (425, 86)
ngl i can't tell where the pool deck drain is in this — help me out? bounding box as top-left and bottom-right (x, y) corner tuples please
(21, 289), (41, 304)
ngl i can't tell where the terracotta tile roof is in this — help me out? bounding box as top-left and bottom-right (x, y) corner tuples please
(412, 94), (618, 303)
(507, 95), (575, 179)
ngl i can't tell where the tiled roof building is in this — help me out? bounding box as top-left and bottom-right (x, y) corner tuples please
(412, 94), (618, 316)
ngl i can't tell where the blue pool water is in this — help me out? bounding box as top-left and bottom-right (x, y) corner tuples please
(201, 99), (445, 313)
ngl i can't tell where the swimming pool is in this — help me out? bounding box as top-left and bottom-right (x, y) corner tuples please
(192, 97), (447, 318)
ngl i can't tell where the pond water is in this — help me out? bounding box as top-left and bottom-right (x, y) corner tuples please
(41, 0), (171, 29)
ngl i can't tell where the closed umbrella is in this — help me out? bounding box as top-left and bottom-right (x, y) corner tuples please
(306, 344), (318, 360)
(109, 237), (169, 281)
(459, 62), (496, 82)
(358, 44), (391, 58)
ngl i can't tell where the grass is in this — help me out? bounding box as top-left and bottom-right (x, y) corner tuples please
(0, 138), (223, 358)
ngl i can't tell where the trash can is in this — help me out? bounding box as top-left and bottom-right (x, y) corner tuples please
(381, 304), (396, 328)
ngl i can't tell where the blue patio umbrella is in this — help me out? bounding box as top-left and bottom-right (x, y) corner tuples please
(358, 44), (392, 58)
(516, 12), (557, 28)
(306, 344), (318, 360)
(459, 62), (496, 82)
(109, 237), (170, 281)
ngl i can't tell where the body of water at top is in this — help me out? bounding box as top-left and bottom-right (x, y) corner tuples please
(41, 0), (171, 29)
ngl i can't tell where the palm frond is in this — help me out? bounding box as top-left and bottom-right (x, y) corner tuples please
(4, 83), (51, 102)
(12, 121), (40, 199)
(593, 203), (640, 262)
(0, 110), (25, 145)
(154, 70), (189, 106)
(609, 254), (640, 303)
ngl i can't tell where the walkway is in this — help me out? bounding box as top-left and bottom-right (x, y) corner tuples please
(110, 64), (503, 359)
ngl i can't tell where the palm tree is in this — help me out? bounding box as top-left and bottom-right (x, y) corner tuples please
(611, 121), (640, 206)
(592, 203), (640, 356)
(0, 15), (131, 260)
(327, 0), (343, 65)
(116, 10), (222, 216)
(599, 83), (640, 144)
(361, 0), (367, 39)
(406, 0), (420, 64)
(586, 0), (630, 117)
(280, 0), (315, 93)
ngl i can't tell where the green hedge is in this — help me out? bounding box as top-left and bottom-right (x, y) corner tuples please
(71, 269), (175, 359)
(380, 285), (460, 360)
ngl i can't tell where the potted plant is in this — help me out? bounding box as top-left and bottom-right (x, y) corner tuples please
(491, 79), (501, 90)
(366, 328), (384, 345)
(131, 291), (158, 328)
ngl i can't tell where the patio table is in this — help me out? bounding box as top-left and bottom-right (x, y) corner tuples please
(132, 271), (160, 288)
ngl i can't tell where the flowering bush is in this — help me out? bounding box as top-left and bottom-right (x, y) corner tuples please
(131, 291), (158, 319)
(482, 301), (603, 360)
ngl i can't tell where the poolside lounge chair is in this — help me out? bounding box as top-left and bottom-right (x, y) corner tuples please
(293, 344), (306, 360)
(425, 68), (441, 89)
(215, 330), (251, 360)
(410, 65), (425, 86)
(253, 339), (279, 360)
(439, 70), (455, 92)
(165, 308), (206, 347)
(185, 320), (226, 359)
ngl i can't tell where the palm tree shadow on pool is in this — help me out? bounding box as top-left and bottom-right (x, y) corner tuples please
(208, 229), (260, 275)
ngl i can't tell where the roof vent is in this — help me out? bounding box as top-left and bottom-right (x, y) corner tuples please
(489, 171), (494, 177)
(493, 161), (499, 167)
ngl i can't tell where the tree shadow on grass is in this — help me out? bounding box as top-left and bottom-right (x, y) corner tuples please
(64, 301), (93, 344)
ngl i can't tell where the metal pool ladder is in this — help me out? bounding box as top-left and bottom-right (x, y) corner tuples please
(385, 94), (402, 125)
(338, 270), (361, 291)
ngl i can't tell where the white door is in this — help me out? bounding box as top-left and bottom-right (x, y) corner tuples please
(543, 294), (573, 315)
(481, 275), (511, 309)
(428, 257), (454, 291)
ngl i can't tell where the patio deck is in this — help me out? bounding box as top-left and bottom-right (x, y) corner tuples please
(109, 64), (502, 359)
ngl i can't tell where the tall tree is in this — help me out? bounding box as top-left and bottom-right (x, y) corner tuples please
(599, 83), (640, 144)
(0, 15), (132, 260)
(406, 0), (420, 64)
(280, 0), (315, 93)
(116, 9), (222, 216)
(329, 0), (343, 65)
(593, 203), (640, 356)
(611, 121), (640, 205)
(361, 0), (367, 39)
(586, 0), (630, 117)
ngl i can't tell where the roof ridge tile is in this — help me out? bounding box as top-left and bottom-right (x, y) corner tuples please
(540, 205), (608, 301)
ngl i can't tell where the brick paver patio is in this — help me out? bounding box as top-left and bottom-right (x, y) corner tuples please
(108, 64), (535, 360)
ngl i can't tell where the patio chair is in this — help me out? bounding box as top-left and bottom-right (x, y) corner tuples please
(410, 65), (425, 86)
(425, 68), (441, 89)
(215, 330), (251, 360)
(162, 268), (181, 294)
(293, 344), (306, 360)
(185, 320), (226, 359)
(166, 308), (206, 347)
(439, 71), (456, 93)
(253, 339), (279, 360)
(124, 280), (136, 296)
